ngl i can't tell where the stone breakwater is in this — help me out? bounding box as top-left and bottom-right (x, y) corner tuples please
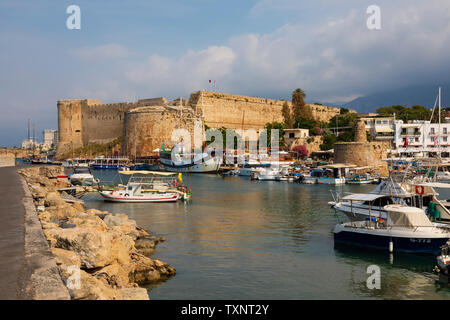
(19, 166), (176, 300)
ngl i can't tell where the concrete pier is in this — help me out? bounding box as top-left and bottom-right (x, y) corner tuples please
(0, 165), (70, 299)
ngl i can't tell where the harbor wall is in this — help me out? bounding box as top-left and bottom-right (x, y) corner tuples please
(0, 154), (15, 167)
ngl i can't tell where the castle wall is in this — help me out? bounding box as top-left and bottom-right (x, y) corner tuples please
(84, 102), (138, 145)
(122, 107), (197, 157)
(56, 100), (87, 156)
(56, 91), (347, 158)
(189, 91), (343, 130)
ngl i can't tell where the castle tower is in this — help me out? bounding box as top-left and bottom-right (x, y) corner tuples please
(354, 119), (367, 142)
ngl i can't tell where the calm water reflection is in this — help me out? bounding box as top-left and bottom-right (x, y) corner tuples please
(83, 172), (450, 299)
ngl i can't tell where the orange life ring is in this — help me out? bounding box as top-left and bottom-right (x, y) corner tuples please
(415, 185), (425, 195)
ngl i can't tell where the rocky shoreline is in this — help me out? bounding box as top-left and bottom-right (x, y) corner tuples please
(19, 166), (176, 300)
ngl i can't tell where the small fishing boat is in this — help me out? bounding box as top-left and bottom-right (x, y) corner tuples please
(91, 157), (130, 170)
(333, 204), (450, 254)
(346, 173), (375, 184)
(99, 170), (191, 202)
(68, 165), (98, 186)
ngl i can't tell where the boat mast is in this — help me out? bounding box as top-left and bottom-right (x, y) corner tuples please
(438, 86), (441, 158)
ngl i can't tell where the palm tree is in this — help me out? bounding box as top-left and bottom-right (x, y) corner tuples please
(292, 88), (309, 121)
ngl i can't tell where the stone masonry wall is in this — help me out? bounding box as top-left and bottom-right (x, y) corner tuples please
(334, 141), (390, 176)
(122, 106), (198, 157)
(189, 91), (343, 130)
(56, 91), (347, 158)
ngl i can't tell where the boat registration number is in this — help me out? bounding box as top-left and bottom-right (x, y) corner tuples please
(409, 238), (431, 243)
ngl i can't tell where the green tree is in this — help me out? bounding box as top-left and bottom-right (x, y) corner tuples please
(282, 101), (294, 128)
(264, 122), (286, 148)
(292, 88), (310, 121)
(320, 134), (337, 151)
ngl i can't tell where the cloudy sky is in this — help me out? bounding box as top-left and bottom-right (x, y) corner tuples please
(1, 0), (449, 146)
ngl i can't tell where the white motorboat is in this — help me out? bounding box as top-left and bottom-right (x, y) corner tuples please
(159, 150), (221, 173)
(237, 161), (271, 176)
(69, 165), (98, 186)
(334, 204), (450, 254)
(99, 171), (191, 202)
(254, 166), (282, 181)
(329, 179), (450, 223)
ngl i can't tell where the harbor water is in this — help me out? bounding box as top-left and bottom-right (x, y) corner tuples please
(82, 171), (450, 299)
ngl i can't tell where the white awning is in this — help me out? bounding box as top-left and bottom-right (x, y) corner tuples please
(118, 170), (177, 176)
(375, 127), (394, 133)
(342, 193), (386, 201)
(417, 182), (450, 189)
(384, 205), (433, 227)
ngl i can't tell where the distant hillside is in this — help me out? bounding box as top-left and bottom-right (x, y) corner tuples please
(326, 84), (450, 113)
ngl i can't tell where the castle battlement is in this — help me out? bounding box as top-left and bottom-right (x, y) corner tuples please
(56, 91), (349, 158)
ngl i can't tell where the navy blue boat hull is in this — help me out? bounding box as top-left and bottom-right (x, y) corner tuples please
(334, 230), (449, 254)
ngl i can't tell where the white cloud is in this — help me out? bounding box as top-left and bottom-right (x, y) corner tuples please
(71, 0), (450, 103)
(73, 43), (132, 60)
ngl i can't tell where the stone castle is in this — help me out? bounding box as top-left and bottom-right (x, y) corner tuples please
(56, 90), (344, 158)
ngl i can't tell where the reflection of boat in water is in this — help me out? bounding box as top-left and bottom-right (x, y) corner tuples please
(99, 171), (191, 202)
(334, 204), (450, 254)
(69, 165), (98, 186)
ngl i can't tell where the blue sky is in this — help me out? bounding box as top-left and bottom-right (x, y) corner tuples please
(1, 0), (449, 146)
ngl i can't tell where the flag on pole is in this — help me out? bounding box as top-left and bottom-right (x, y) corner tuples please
(434, 136), (439, 147)
(403, 135), (408, 147)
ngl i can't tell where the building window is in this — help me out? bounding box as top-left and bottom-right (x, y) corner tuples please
(444, 128), (448, 134)
(289, 133), (295, 138)
(444, 136), (448, 142)
(431, 128), (435, 134)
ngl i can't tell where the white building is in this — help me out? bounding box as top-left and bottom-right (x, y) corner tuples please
(393, 120), (450, 157)
(358, 113), (395, 141)
(283, 128), (309, 149)
(21, 138), (37, 150)
(42, 129), (58, 150)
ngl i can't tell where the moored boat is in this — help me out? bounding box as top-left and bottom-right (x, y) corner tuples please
(334, 204), (450, 254)
(99, 170), (191, 202)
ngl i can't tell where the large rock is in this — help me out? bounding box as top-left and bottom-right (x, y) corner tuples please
(66, 270), (123, 300)
(129, 253), (176, 284)
(47, 227), (136, 269)
(103, 214), (137, 235)
(67, 213), (108, 232)
(93, 263), (132, 289)
(118, 288), (149, 300)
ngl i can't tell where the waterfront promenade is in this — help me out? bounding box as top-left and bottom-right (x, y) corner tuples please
(0, 165), (26, 299)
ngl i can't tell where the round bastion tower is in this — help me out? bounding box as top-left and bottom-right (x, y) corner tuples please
(333, 119), (389, 176)
(122, 106), (199, 157)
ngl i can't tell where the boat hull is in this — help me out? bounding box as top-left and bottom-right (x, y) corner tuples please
(99, 191), (180, 203)
(160, 157), (220, 173)
(334, 224), (449, 254)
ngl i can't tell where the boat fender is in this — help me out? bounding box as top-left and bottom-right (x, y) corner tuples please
(415, 185), (425, 195)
